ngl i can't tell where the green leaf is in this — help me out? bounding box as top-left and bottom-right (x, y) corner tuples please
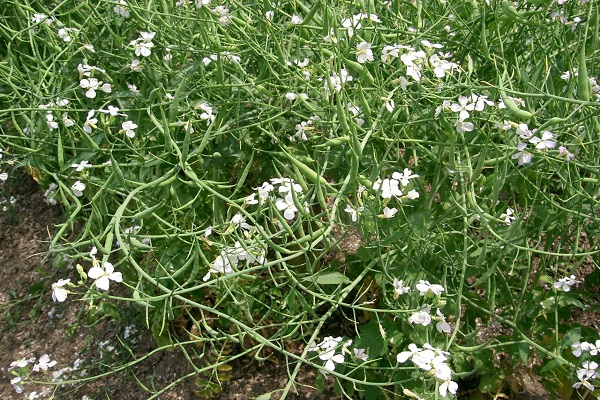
(304, 271), (350, 285)
(408, 211), (432, 237)
(509, 342), (531, 364)
(560, 328), (581, 351)
(100, 301), (122, 320)
(364, 385), (381, 400)
(540, 358), (567, 373)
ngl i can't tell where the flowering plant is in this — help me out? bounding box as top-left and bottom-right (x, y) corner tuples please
(2, 0), (599, 398)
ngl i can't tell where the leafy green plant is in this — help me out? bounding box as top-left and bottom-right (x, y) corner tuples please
(1, 0), (599, 398)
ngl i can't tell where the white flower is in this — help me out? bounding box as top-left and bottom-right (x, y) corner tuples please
(46, 113), (58, 130)
(265, 10), (274, 21)
(516, 123), (533, 140)
(231, 213), (251, 230)
(397, 343), (421, 363)
(404, 189), (420, 200)
(393, 278), (410, 296)
(356, 41), (374, 63)
(435, 309), (452, 334)
(421, 40), (443, 50)
(554, 274), (580, 292)
(382, 97), (395, 112)
(121, 121), (138, 138)
(409, 308), (432, 326)
(256, 181), (275, 199)
(9, 357), (36, 369)
(51, 279), (70, 302)
(429, 54), (457, 78)
(401, 50), (427, 81)
(512, 143), (533, 166)
(573, 361), (598, 391)
(114, 0), (130, 18)
(130, 59), (144, 72)
(203, 254), (234, 281)
(31, 13), (50, 25)
(88, 261), (123, 290)
(319, 349), (345, 371)
(558, 146), (575, 161)
(58, 27), (79, 42)
(493, 120), (512, 131)
(290, 14), (303, 25)
(415, 280), (445, 296)
(130, 32), (156, 57)
(32, 354), (57, 372)
(246, 193), (258, 205)
(344, 204), (363, 222)
(499, 207), (516, 225)
(272, 177), (303, 193)
(471, 94), (494, 110)
(341, 15), (362, 37)
(381, 44), (402, 63)
(11, 376), (23, 393)
(411, 346), (437, 370)
(127, 83), (140, 94)
(373, 178), (402, 199)
(450, 96), (475, 121)
(324, 69), (353, 95)
(381, 207), (398, 219)
(275, 192), (298, 220)
(318, 336), (343, 349)
(294, 120), (313, 141)
(439, 379), (459, 397)
(71, 181), (86, 197)
(80, 78), (102, 99)
(572, 342), (583, 357)
(197, 102), (215, 124)
(529, 130), (557, 150)
(392, 168), (419, 187)
(62, 112), (75, 127)
(0, 172), (8, 182)
(71, 160), (92, 171)
(353, 348), (369, 361)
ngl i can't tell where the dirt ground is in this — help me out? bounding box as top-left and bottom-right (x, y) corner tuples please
(0, 173), (334, 400)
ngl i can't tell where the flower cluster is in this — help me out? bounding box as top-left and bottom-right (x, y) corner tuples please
(372, 169), (420, 219)
(570, 336), (600, 391)
(381, 40), (458, 83)
(397, 343), (458, 397)
(323, 69), (354, 96)
(393, 278), (451, 334)
(511, 123), (559, 166)
(50, 247), (123, 303)
(308, 336), (358, 371)
(554, 274), (581, 292)
(246, 177), (307, 221)
(293, 115), (319, 141)
(39, 98), (72, 132)
(129, 31), (156, 57)
(203, 240), (266, 281)
(8, 354), (57, 394)
(113, 0), (130, 18)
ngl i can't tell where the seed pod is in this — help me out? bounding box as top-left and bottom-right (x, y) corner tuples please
(577, 42), (590, 101)
(315, 136), (350, 148)
(500, 89), (534, 120)
(502, 1), (531, 25)
(129, 236), (152, 251)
